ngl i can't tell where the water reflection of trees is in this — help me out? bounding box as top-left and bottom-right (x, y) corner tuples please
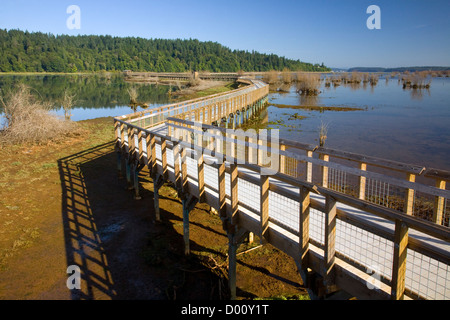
(0, 74), (171, 111)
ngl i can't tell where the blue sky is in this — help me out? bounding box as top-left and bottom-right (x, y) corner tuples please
(0, 0), (449, 68)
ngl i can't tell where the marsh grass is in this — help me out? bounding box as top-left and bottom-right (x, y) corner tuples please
(263, 70), (279, 85)
(401, 71), (432, 89)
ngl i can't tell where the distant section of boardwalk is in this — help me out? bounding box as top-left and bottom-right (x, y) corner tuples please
(114, 76), (450, 300)
(123, 71), (241, 83)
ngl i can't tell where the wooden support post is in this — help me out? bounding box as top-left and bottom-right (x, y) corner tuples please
(260, 173), (270, 243)
(228, 234), (238, 300)
(133, 163), (142, 200)
(298, 186), (310, 283)
(247, 232), (254, 244)
(391, 220), (408, 300)
(116, 150), (123, 178)
(404, 173), (415, 215)
(433, 179), (446, 225)
(227, 227), (251, 300)
(359, 162), (367, 200)
(153, 174), (164, 222)
(323, 195), (337, 293)
(182, 198), (190, 255)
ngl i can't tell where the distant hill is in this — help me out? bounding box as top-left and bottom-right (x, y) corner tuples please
(348, 66), (450, 73)
(0, 29), (331, 73)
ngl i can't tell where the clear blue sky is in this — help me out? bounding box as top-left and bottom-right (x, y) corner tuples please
(1, 0), (449, 68)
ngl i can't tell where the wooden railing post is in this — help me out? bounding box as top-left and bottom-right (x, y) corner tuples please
(161, 137), (167, 180)
(120, 122), (125, 151)
(138, 130), (144, 165)
(433, 179), (446, 225)
(150, 134), (156, 178)
(230, 163), (239, 227)
(114, 121), (123, 176)
(391, 220), (408, 300)
(298, 186), (310, 282)
(359, 162), (367, 200)
(197, 153), (205, 202)
(324, 195), (337, 292)
(173, 142), (181, 192)
(260, 173), (270, 243)
(404, 173), (416, 215)
(321, 154), (329, 188)
(306, 150), (313, 183)
(280, 144), (286, 174)
(218, 161), (227, 221)
(181, 146), (188, 195)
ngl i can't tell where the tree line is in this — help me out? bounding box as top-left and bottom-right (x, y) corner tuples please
(0, 29), (330, 73)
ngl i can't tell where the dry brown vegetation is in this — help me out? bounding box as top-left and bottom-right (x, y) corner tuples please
(319, 121), (329, 147)
(61, 89), (76, 121)
(296, 73), (321, 96)
(401, 71), (432, 89)
(263, 70), (279, 85)
(0, 84), (82, 145)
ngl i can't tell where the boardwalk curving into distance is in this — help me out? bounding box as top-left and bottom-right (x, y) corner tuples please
(114, 77), (450, 300)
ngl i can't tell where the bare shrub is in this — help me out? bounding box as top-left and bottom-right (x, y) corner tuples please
(369, 74), (379, 86)
(281, 68), (292, 84)
(61, 89), (76, 121)
(127, 86), (139, 104)
(319, 121), (329, 147)
(187, 74), (202, 88)
(296, 73), (321, 96)
(402, 72), (431, 89)
(263, 70), (279, 85)
(0, 84), (80, 145)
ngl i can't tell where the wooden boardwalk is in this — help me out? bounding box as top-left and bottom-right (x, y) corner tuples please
(114, 77), (450, 300)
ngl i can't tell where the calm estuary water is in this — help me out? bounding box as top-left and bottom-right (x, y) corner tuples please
(261, 75), (450, 171)
(0, 73), (449, 170)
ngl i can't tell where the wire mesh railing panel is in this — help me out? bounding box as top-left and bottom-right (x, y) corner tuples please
(237, 177), (260, 214)
(268, 189), (299, 233)
(335, 218), (394, 283)
(203, 162), (218, 190)
(405, 249), (450, 300)
(309, 207), (325, 247)
(444, 198), (450, 227)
